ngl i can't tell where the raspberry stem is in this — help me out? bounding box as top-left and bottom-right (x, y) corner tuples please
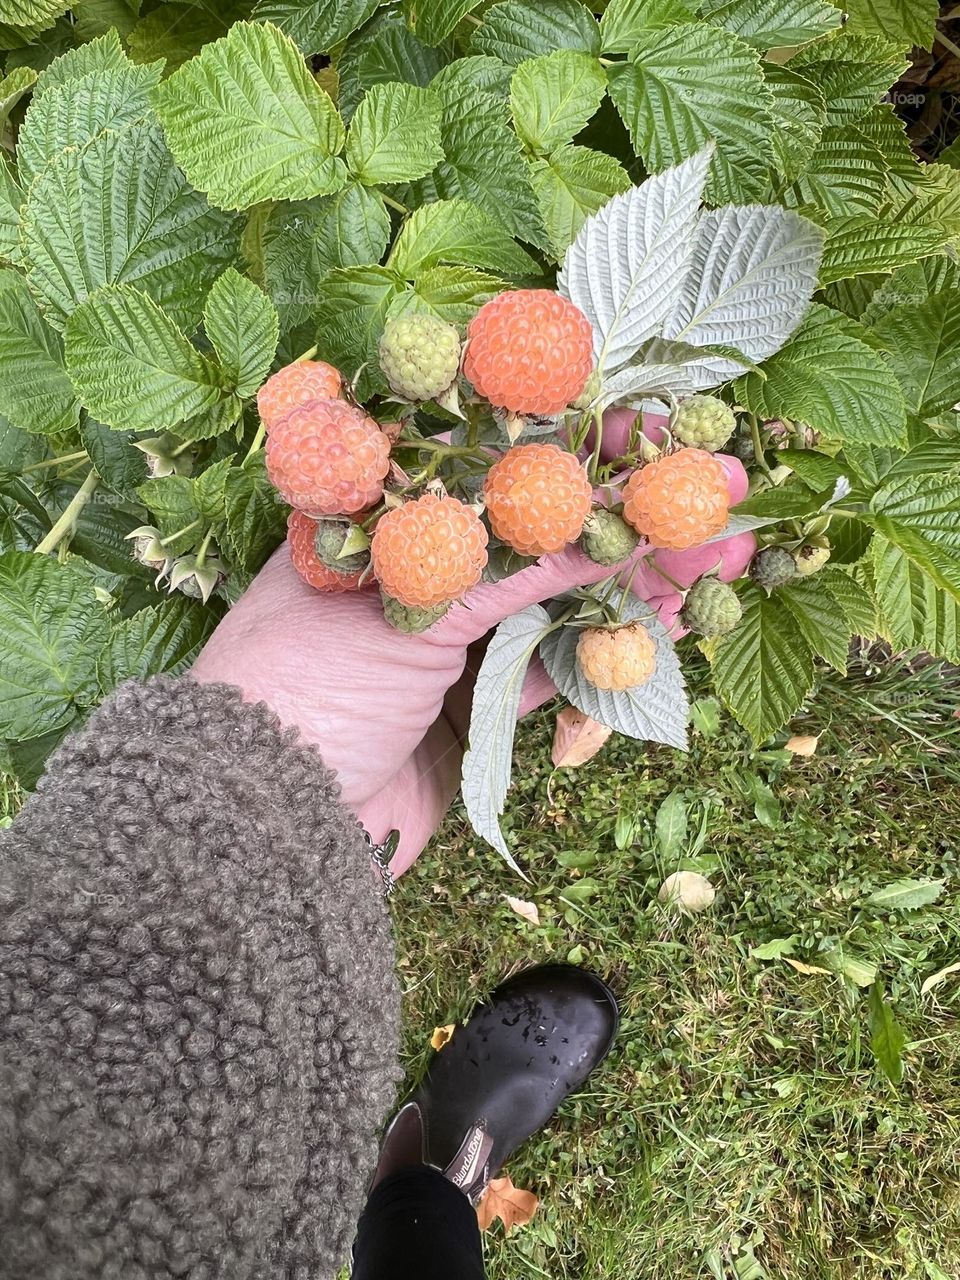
(195, 530), (214, 569)
(33, 470), (99, 556)
(22, 450), (88, 473)
(160, 519), (200, 546)
(243, 422), (266, 463)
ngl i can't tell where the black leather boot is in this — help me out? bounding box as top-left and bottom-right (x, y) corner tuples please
(372, 964), (619, 1203)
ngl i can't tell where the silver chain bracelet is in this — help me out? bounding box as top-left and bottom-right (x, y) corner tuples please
(364, 828), (399, 898)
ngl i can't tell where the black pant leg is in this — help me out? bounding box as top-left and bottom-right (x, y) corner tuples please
(351, 1166), (486, 1280)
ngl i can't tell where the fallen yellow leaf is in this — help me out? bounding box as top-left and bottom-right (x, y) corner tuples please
(785, 734), (820, 757)
(504, 894), (540, 926)
(430, 1023), (456, 1051)
(784, 957), (832, 976)
(476, 1175), (539, 1234)
(551, 706), (613, 767)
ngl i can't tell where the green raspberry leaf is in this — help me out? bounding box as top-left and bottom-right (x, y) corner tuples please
(0, 158), (20, 266)
(789, 33), (908, 127)
(0, 269), (79, 435)
(98, 598), (219, 692)
(221, 456), (288, 573)
(136, 474), (202, 554)
(541, 601), (690, 750)
(510, 49), (607, 156)
(261, 184), (390, 334)
(252, 0), (382, 54)
(79, 416), (149, 501)
(764, 64), (825, 184)
(868, 288), (960, 420)
(706, 583), (815, 742)
(20, 119), (241, 335)
(0, 549), (111, 741)
(16, 60), (164, 189)
(403, 80), (547, 249)
(0, 64), (37, 132)
(65, 284), (227, 434)
(346, 82), (444, 185)
(843, 0), (937, 52)
(786, 125), (889, 218)
(600, 0), (697, 54)
(462, 603), (553, 873)
(337, 8), (450, 121)
(870, 535), (960, 663)
(529, 144), (631, 261)
(153, 20), (348, 210)
(701, 0), (842, 49)
(734, 305), (907, 447)
(127, 2), (245, 73)
(607, 23), (775, 203)
(388, 197), (541, 277)
(818, 216), (950, 286)
(389, 265), (502, 326)
(0, 0), (67, 29)
(33, 29), (126, 93)
(203, 268), (279, 400)
(402, 0), (485, 45)
(470, 0), (600, 65)
(868, 470), (960, 605)
(314, 265), (406, 399)
(777, 575), (855, 673)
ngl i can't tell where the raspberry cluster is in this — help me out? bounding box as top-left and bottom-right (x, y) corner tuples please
(257, 288), (744, 647)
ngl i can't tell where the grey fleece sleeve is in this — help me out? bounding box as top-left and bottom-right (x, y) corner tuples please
(0, 675), (402, 1280)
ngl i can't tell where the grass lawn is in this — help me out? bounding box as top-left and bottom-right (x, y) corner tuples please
(390, 651), (960, 1280)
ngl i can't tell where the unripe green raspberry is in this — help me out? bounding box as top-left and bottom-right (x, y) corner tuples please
(579, 507), (640, 566)
(681, 578), (743, 636)
(794, 541), (831, 577)
(314, 517), (371, 576)
(381, 592), (450, 633)
(673, 395), (736, 452)
(750, 546), (797, 591)
(379, 314), (461, 402)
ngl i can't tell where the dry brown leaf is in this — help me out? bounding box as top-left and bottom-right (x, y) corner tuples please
(551, 706), (613, 767)
(477, 1175), (539, 1234)
(430, 1023), (456, 1051)
(785, 734), (820, 757)
(504, 894), (540, 926)
(784, 957), (832, 976)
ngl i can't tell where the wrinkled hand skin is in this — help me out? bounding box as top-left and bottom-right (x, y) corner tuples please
(192, 411), (754, 876)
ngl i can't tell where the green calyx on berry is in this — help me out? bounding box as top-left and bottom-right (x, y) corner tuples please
(314, 517), (371, 576)
(579, 506), (640, 566)
(681, 577), (743, 636)
(379, 314), (462, 405)
(749, 546), (797, 592)
(672, 395), (736, 452)
(167, 553), (226, 604)
(381, 591), (450, 633)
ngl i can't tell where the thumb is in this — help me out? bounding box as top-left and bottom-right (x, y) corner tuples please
(428, 541), (636, 646)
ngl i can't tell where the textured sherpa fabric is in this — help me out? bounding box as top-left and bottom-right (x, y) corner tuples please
(0, 675), (402, 1280)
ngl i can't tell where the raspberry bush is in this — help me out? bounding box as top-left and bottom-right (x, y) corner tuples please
(0, 2), (957, 874)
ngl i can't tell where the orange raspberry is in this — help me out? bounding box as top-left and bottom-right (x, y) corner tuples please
(371, 493), (488, 609)
(576, 622), (657, 691)
(622, 449), (729, 550)
(257, 359), (343, 430)
(463, 289), (594, 415)
(483, 443), (593, 556)
(287, 510), (366, 593)
(266, 398), (391, 517)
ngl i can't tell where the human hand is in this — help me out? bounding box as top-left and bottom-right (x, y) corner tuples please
(192, 424), (753, 874)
